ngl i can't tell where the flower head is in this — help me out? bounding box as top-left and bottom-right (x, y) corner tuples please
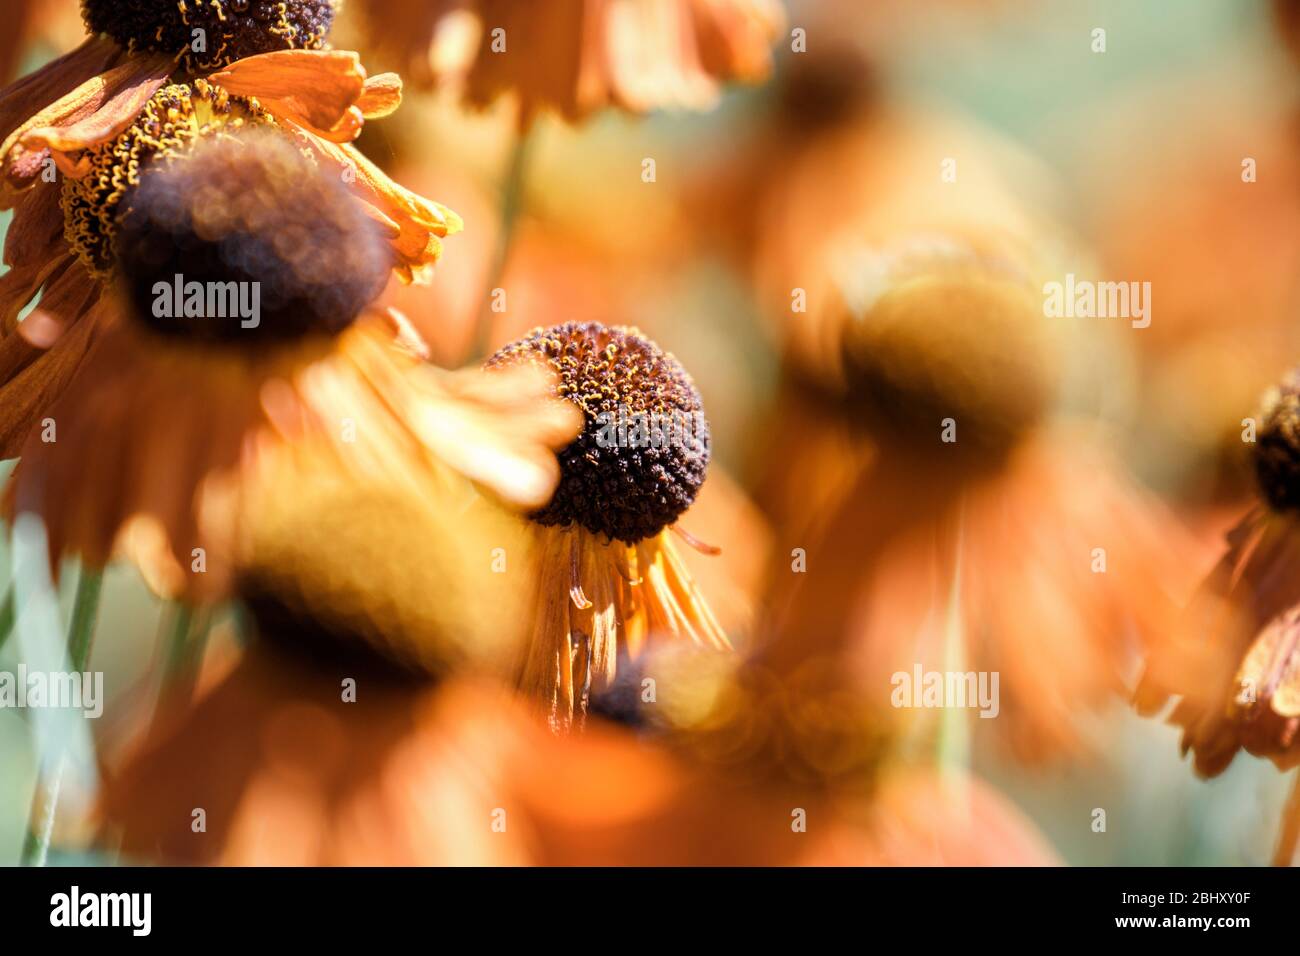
(62, 79), (279, 277)
(487, 322), (728, 731)
(487, 322), (709, 543)
(3, 129), (567, 603)
(0, 22), (461, 460)
(1253, 373), (1300, 513)
(114, 120), (389, 342)
(82, 0), (337, 72)
(835, 248), (1056, 470)
(1138, 369), (1300, 777)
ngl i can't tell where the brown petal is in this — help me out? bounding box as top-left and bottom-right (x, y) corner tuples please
(1, 181), (67, 331)
(0, 259), (98, 380)
(3, 178), (63, 268)
(1, 50), (174, 206)
(0, 279), (103, 460)
(0, 254), (69, 334)
(23, 63), (172, 152)
(0, 37), (120, 147)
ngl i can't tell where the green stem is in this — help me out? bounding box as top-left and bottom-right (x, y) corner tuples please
(467, 123), (533, 362)
(0, 585), (14, 655)
(161, 604), (210, 706)
(161, 604), (195, 682)
(65, 568), (103, 672)
(20, 566), (103, 866)
(19, 757), (64, 868)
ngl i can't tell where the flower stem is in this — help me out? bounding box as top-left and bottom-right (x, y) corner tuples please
(153, 603), (211, 721)
(19, 756), (65, 867)
(468, 122), (534, 361)
(0, 584), (14, 654)
(162, 604), (195, 679)
(1273, 771), (1300, 866)
(65, 567), (103, 672)
(20, 565), (103, 866)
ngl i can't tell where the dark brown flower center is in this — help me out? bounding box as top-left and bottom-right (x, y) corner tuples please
(1254, 372), (1300, 512)
(81, 0), (336, 72)
(487, 323), (711, 544)
(837, 256), (1054, 467)
(113, 124), (391, 345)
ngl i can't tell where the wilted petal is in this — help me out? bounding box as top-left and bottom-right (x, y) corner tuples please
(210, 49), (368, 143)
(357, 72), (404, 118)
(0, 36), (120, 148)
(0, 275), (102, 460)
(303, 134), (463, 283)
(1, 50), (173, 204)
(408, 363), (581, 510)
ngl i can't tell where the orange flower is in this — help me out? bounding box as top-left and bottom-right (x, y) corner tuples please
(102, 644), (540, 865)
(2, 129), (572, 603)
(351, 0), (785, 124)
(733, 103), (1197, 763)
(1086, 77), (1300, 504)
(101, 637), (1057, 865)
(1137, 372), (1300, 778)
(0, 2), (459, 462)
(757, 258), (1193, 760)
(761, 263), (1174, 761)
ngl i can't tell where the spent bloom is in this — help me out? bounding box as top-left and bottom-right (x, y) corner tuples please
(487, 322), (729, 730)
(3, 127), (571, 602)
(1138, 370), (1300, 777)
(0, 0), (460, 459)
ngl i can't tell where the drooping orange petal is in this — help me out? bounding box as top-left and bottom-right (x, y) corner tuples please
(301, 133), (463, 284)
(392, 362), (581, 511)
(1, 50), (174, 205)
(2, 314), (269, 596)
(357, 72), (404, 118)
(23, 64), (174, 153)
(690, 0), (785, 84)
(374, 306), (431, 360)
(209, 49), (368, 143)
(0, 36), (120, 148)
(444, 0), (781, 125)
